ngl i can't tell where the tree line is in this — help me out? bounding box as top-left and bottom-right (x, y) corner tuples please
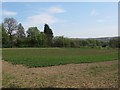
(1, 17), (120, 48)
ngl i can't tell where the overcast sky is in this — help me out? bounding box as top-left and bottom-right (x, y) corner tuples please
(2, 2), (118, 38)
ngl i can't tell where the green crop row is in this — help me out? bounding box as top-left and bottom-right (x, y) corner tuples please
(2, 48), (118, 67)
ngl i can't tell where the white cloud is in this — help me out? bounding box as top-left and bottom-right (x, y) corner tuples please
(3, 10), (17, 16)
(90, 10), (98, 16)
(26, 13), (58, 26)
(47, 7), (66, 14)
(23, 6), (66, 30)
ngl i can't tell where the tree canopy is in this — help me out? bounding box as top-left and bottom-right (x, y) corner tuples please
(1, 17), (119, 48)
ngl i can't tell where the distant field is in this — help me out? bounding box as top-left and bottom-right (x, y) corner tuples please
(2, 48), (118, 67)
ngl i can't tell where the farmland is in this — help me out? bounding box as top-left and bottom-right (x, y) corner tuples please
(2, 48), (118, 88)
(2, 59), (118, 88)
(2, 48), (118, 67)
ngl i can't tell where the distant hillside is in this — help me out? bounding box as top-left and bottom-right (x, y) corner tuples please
(71, 36), (118, 42)
(89, 36), (119, 42)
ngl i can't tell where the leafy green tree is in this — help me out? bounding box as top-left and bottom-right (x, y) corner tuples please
(1, 24), (9, 47)
(96, 40), (102, 46)
(44, 24), (53, 47)
(53, 36), (64, 47)
(16, 23), (26, 47)
(53, 36), (75, 47)
(72, 39), (81, 48)
(87, 39), (97, 48)
(63, 38), (73, 47)
(26, 27), (40, 47)
(3, 18), (17, 47)
(109, 37), (120, 48)
(37, 32), (47, 47)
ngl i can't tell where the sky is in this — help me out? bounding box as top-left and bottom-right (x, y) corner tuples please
(2, 2), (118, 38)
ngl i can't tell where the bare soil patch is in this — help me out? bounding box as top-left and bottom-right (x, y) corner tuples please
(2, 60), (118, 88)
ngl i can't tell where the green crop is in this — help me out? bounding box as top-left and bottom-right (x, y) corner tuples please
(2, 48), (118, 67)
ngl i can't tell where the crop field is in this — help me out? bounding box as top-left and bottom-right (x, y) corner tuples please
(2, 48), (118, 88)
(2, 48), (118, 67)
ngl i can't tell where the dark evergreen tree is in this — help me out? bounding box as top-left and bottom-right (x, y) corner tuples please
(44, 24), (53, 47)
